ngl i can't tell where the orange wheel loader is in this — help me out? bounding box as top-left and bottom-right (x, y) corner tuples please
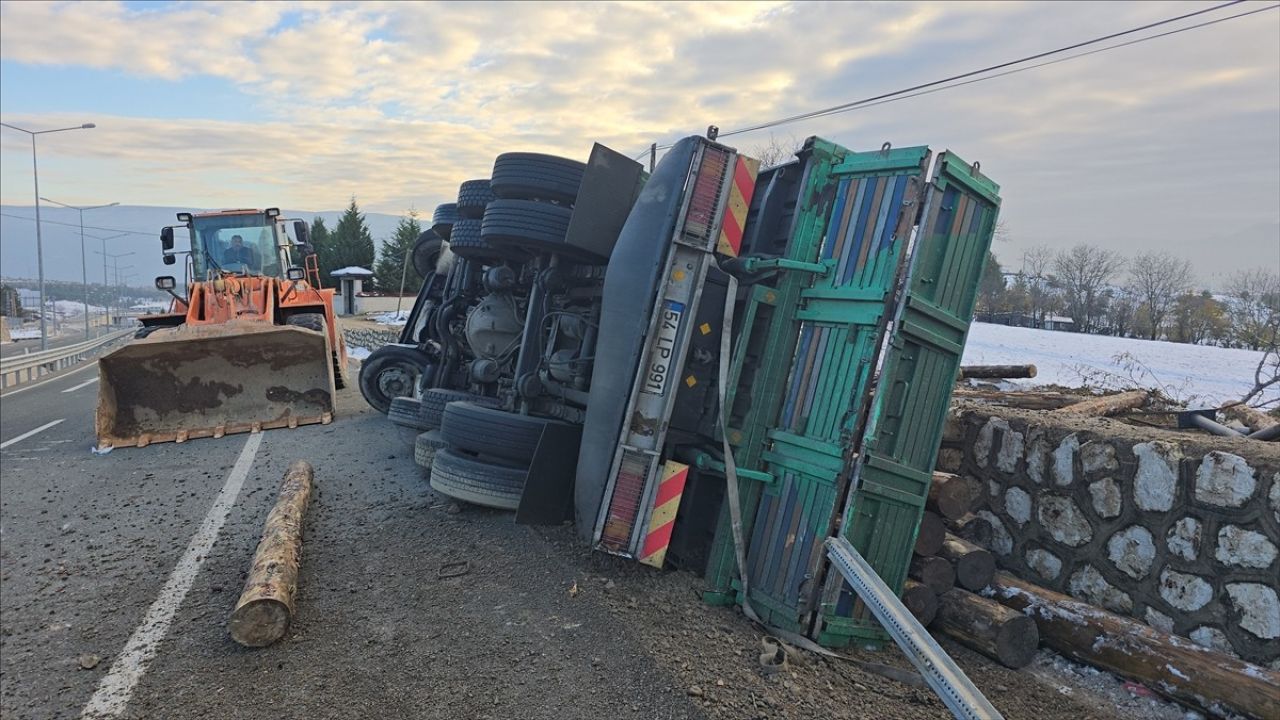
(95, 208), (348, 449)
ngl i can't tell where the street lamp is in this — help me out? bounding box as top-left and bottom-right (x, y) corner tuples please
(0, 120), (97, 351)
(94, 250), (134, 327)
(86, 233), (129, 326)
(40, 197), (119, 339)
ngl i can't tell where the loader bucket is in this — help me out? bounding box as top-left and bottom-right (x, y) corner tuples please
(96, 322), (336, 448)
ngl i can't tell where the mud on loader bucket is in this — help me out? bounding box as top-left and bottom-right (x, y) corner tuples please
(96, 322), (336, 448)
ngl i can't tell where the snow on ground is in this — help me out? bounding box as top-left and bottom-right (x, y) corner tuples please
(372, 310), (408, 326)
(8, 329), (40, 340)
(50, 300), (106, 316)
(347, 345), (372, 361)
(961, 322), (1275, 408)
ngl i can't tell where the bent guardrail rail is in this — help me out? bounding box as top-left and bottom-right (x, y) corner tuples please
(0, 329), (134, 390)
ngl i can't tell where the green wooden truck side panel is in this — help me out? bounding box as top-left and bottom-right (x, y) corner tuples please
(818, 152), (1001, 645)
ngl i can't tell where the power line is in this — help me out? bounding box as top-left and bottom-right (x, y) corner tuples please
(0, 211), (153, 237)
(637, 0), (1266, 154)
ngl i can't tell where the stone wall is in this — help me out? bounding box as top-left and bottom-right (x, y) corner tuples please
(939, 404), (1280, 667)
(341, 325), (400, 351)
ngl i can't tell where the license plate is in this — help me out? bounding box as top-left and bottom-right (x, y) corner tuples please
(641, 300), (684, 396)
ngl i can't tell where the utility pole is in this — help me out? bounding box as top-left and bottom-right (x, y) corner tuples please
(0, 121), (97, 350)
(95, 250), (134, 328)
(41, 198), (119, 339)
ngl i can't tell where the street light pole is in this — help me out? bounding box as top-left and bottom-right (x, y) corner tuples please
(0, 121), (97, 351)
(94, 249), (133, 327)
(41, 198), (119, 340)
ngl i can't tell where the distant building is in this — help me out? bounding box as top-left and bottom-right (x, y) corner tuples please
(983, 311), (1075, 332)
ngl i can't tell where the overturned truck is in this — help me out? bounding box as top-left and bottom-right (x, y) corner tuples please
(367, 133), (999, 649)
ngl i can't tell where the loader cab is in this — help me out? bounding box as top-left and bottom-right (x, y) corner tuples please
(182, 209), (287, 280)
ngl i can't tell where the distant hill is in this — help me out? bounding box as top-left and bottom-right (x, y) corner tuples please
(0, 205), (406, 284)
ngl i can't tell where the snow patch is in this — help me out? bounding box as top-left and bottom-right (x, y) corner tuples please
(347, 345), (372, 361)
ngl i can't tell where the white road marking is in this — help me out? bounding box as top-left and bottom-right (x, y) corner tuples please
(80, 432), (264, 719)
(0, 419), (66, 450)
(61, 378), (98, 393)
(0, 361), (97, 398)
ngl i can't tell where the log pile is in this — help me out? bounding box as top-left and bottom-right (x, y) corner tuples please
(894, 470), (1280, 717)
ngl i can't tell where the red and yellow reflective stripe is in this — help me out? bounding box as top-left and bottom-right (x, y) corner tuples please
(715, 155), (760, 258)
(638, 461), (690, 568)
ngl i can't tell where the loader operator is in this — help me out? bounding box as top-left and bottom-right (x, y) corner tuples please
(224, 235), (259, 273)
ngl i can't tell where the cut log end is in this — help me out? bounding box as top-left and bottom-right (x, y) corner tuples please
(902, 580), (938, 626)
(228, 598), (292, 647)
(994, 614), (1039, 669)
(935, 588), (1040, 670)
(909, 555), (956, 594)
(939, 534), (995, 591)
(913, 511), (946, 557)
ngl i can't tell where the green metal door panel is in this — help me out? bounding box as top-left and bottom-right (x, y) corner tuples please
(731, 146), (931, 630)
(820, 151), (1000, 645)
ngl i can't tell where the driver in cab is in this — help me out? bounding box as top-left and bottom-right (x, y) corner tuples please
(224, 234), (258, 272)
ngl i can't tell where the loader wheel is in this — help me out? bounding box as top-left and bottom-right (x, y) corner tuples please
(490, 153), (585, 205)
(414, 430), (447, 474)
(441, 402), (569, 465)
(456, 179), (496, 219)
(285, 313), (326, 332)
(432, 203), (459, 240)
(429, 447), (526, 511)
(420, 388), (500, 430)
(446, 218), (503, 263)
(412, 232), (445, 277)
(389, 396), (430, 430)
(481, 199), (584, 261)
(358, 344), (431, 415)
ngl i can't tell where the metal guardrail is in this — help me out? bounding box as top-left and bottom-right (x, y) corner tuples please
(0, 328), (133, 390)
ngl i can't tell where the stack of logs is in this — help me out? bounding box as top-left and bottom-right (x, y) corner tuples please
(902, 472), (1039, 670)
(900, 471), (1280, 720)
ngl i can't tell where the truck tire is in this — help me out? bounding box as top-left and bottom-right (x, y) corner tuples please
(480, 200), (575, 258)
(388, 396), (429, 430)
(445, 218), (495, 261)
(414, 429), (447, 473)
(420, 388), (500, 430)
(457, 179), (496, 219)
(429, 447), (526, 510)
(285, 312), (326, 332)
(359, 344), (431, 415)
(431, 203), (459, 239)
(412, 232), (444, 277)
(440, 402), (567, 465)
(490, 153), (584, 205)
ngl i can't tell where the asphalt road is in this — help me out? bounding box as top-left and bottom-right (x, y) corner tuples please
(0, 361), (702, 720)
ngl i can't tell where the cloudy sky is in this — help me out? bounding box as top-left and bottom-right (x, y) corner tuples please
(1, 0), (1277, 287)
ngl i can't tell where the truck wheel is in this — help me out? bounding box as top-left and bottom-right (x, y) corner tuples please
(429, 447), (526, 511)
(358, 344), (430, 415)
(412, 232), (445, 277)
(440, 402), (568, 465)
(456, 179), (496, 219)
(446, 219), (495, 262)
(285, 312), (326, 332)
(414, 429), (447, 473)
(388, 396), (429, 430)
(431, 203), (459, 240)
(490, 152), (584, 205)
(480, 199), (578, 258)
(420, 388), (500, 430)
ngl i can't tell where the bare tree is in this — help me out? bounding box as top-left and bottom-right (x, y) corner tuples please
(1222, 269), (1280, 407)
(1051, 244), (1126, 333)
(1128, 251), (1194, 340)
(747, 132), (803, 168)
(1021, 245), (1055, 326)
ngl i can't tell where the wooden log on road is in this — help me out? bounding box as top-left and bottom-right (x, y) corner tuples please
(228, 460), (314, 648)
(912, 511), (946, 557)
(909, 555), (955, 594)
(933, 587), (1039, 669)
(957, 364), (1037, 380)
(926, 472), (981, 521)
(990, 572), (1280, 720)
(901, 580), (938, 626)
(1054, 390), (1147, 417)
(938, 534), (995, 591)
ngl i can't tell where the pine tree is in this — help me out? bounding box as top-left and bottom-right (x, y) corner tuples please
(326, 197), (376, 283)
(309, 216), (333, 279)
(373, 212), (424, 295)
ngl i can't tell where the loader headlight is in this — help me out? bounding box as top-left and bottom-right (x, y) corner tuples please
(285, 267), (305, 281)
(176, 212), (192, 223)
(265, 207), (280, 218)
(155, 276), (176, 290)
